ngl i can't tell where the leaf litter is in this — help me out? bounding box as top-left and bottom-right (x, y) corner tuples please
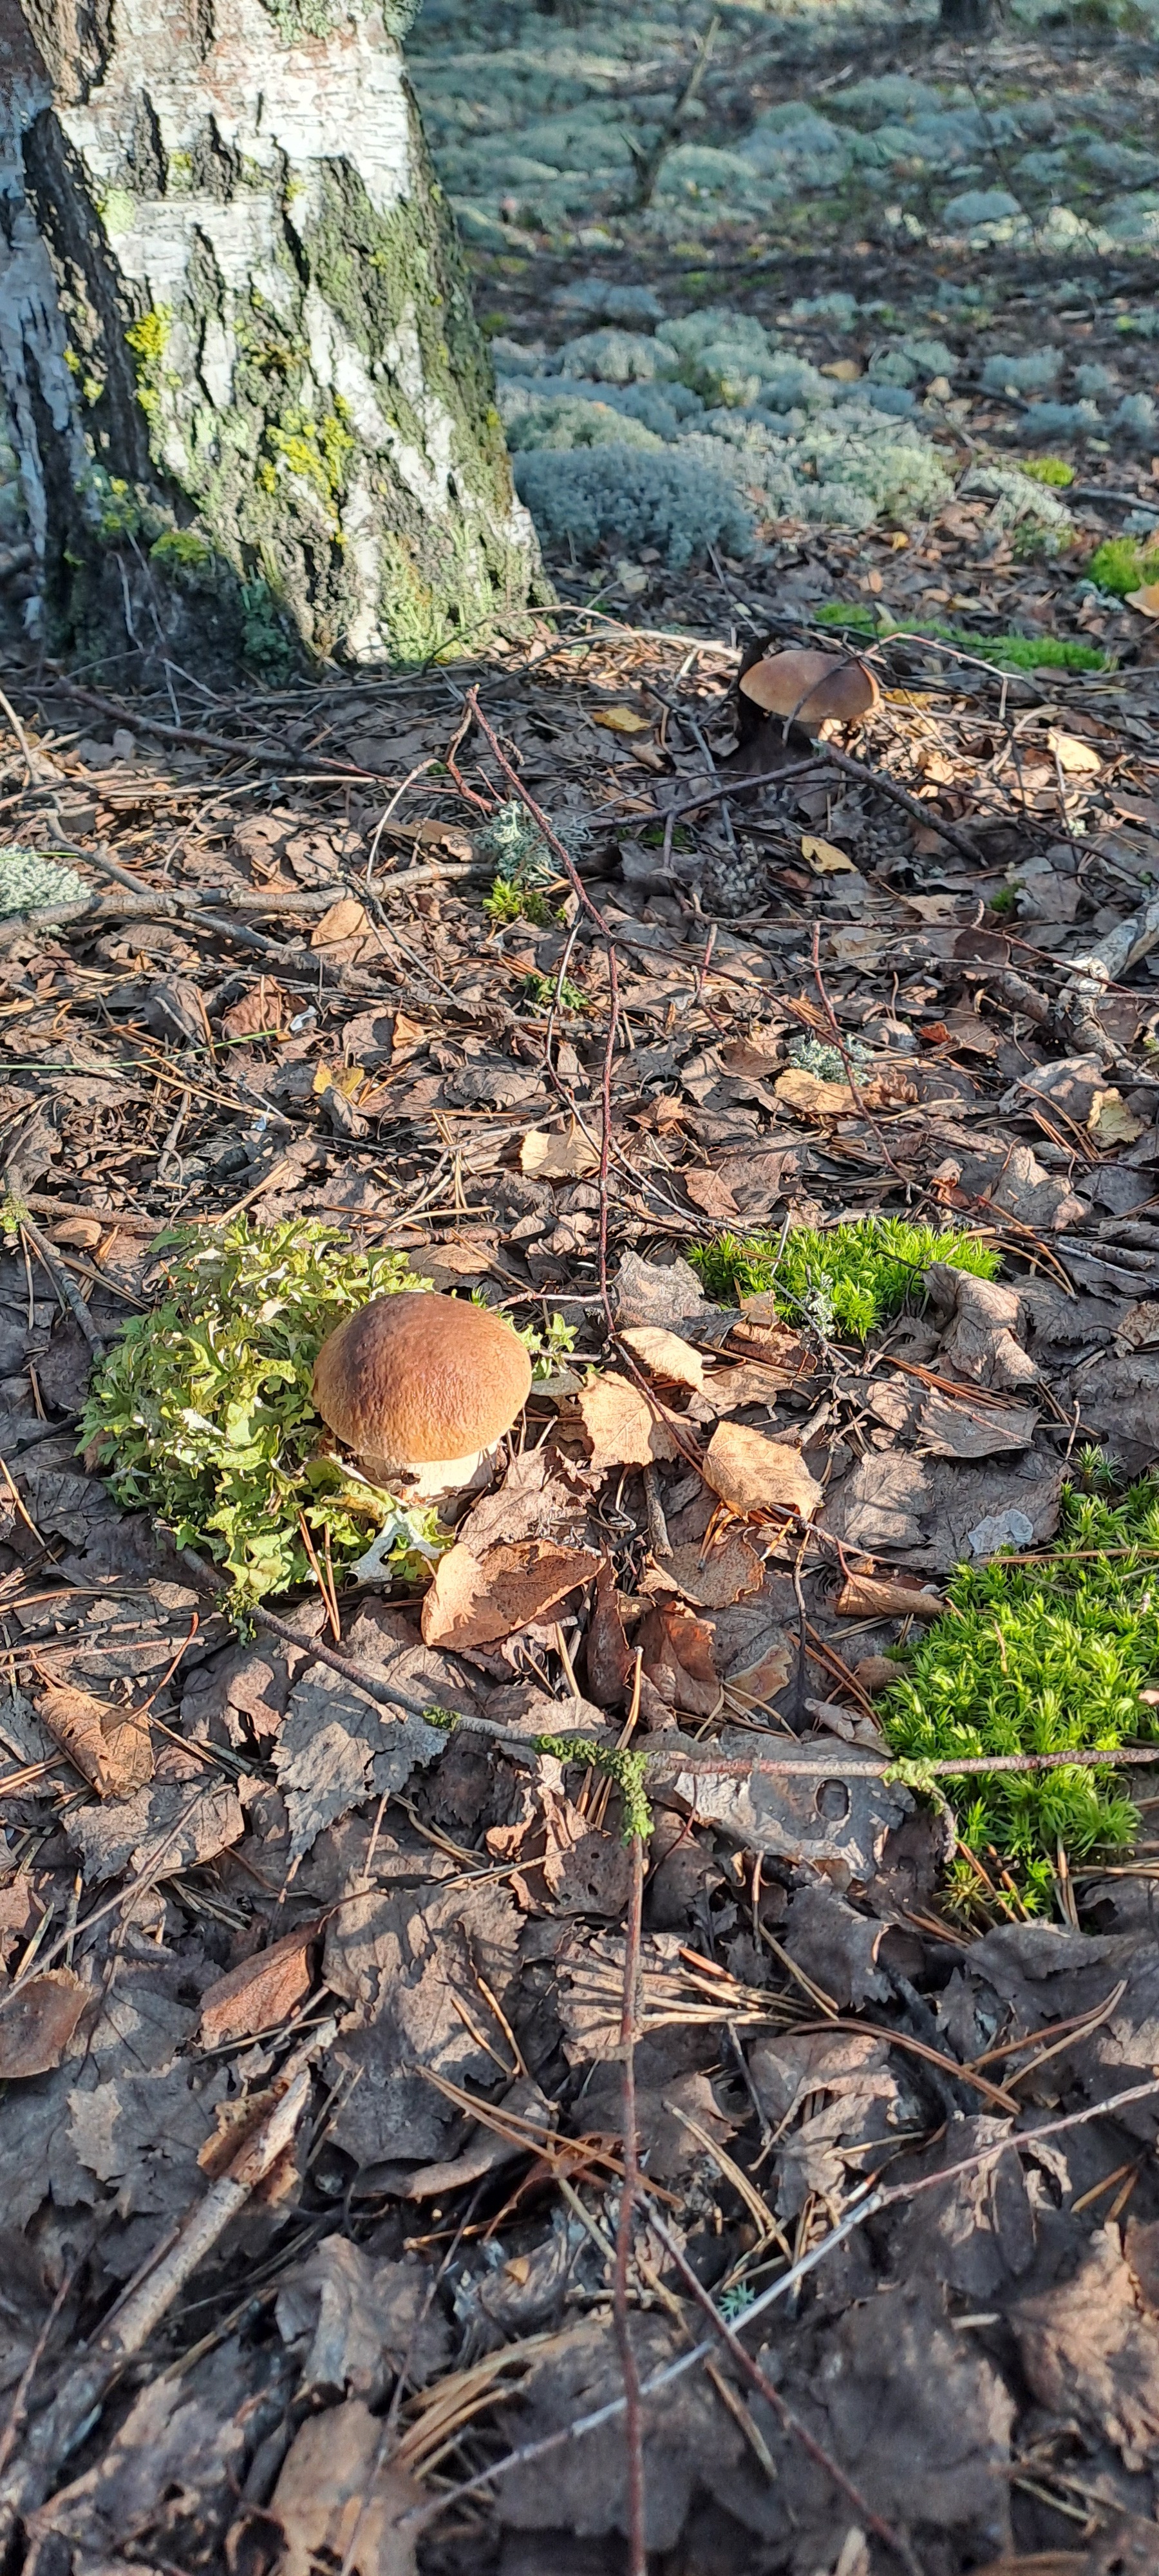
(8, 12), (1159, 2572)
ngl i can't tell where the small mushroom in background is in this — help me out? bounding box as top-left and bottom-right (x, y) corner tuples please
(312, 1290), (532, 1504)
(733, 645), (878, 764)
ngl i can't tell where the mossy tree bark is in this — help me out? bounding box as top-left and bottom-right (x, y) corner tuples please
(0, 0), (545, 671)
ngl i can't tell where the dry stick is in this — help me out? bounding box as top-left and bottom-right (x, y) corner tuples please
(822, 739), (982, 868)
(403, 2070), (1159, 2535)
(0, 2069), (310, 2537)
(613, 1832), (647, 2576)
(646, 2211), (927, 2576)
(0, 681), (35, 787)
(464, 688), (621, 1331)
(17, 1211), (105, 1355)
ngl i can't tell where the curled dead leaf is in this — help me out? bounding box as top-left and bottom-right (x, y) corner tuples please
(702, 1419), (823, 1521)
(521, 1124), (600, 1181)
(577, 1372), (683, 1475)
(37, 1681), (153, 1799)
(0, 1966), (90, 2079)
(198, 1921), (320, 2049)
(1127, 580), (1159, 618)
(647, 1530), (763, 1609)
(592, 703), (651, 734)
(272, 2402), (420, 2576)
(800, 834), (858, 876)
(1048, 727), (1102, 776)
(585, 1557), (636, 1709)
(619, 1325), (706, 1392)
(421, 1537), (599, 1650)
(310, 896), (368, 948)
(637, 1598), (720, 1718)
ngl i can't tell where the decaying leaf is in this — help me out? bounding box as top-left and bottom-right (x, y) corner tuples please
(421, 1538), (598, 1649)
(775, 1065), (853, 1118)
(576, 1372), (682, 1473)
(619, 1324), (706, 1392)
(801, 833), (858, 874)
(37, 1681), (154, 1798)
(835, 1571), (947, 1620)
(1127, 580), (1159, 617)
(637, 1598), (719, 1717)
(521, 1124), (600, 1180)
(702, 1419), (823, 1521)
(1048, 727), (1102, 775)
(220, 980), (287, 1040)
(271, 2401), (420, 2576)
(310, 896), (368, 947)
(1088, 1086), (1144, 1146)
(0, 1967), (90, 2078)
(198, 1921), (319, 2048)
(681, 1166), (740, 1222)
(592, 702), (650, 734)
(584, 1557), (636, 1708)
(648, 1531), (763, 1609)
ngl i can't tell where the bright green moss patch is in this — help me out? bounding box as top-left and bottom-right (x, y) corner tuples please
(881, 1481), (1159, 1907)
(1021, 456), (1075, 487)
(814, 600), (1108, 672)
(1088, 535), (1159, 596)
(690, 1216), (999, 1341)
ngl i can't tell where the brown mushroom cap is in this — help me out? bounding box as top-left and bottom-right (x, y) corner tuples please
(312, 1291), (532, 1477)
(739, 648), (878, 734)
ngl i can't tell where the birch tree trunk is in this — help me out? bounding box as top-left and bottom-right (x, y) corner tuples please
(0, 0), (545, 671)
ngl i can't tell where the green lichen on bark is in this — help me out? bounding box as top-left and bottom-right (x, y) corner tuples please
(23, 8), (540, 674)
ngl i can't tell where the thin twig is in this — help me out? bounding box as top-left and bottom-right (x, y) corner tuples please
(614, 1832), (647, 2576)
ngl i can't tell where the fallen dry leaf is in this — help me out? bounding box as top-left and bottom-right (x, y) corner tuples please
(702, 1419), (823, 1520)
(521, 1124), (600, 1180)
(576, 1372), (682, 1473)
(834, 1572), (946, 1620)
(421, 1538), (598, 1649)
(272, 2401), (420, 2576)
(49, 1215), (104, 1249)
(310, 896), (367, 948)
(37, 1681), (153, 1799)
(650, 1530), (763, 1609)
(1048, 727), (1102, 775)
(591, 703), (651, 734)
(637, 1597), (720, 1717)
(198, 1921), (319, 2049)
(1088, 1086), (1144, 1147)
(585, 1557), (636, 1708)
(820, 357), (862, 382)
(0, 1967), (90, 2079)
(220, 980), (286, 1040)
(775, 1065), (854, 1119)
(1127, 581), (1159, 616)
(619, 1325), (706, 1392)
(681, 1166), (740, 1222)
(801, 833), (858, 875)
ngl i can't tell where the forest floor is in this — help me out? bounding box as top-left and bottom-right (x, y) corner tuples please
(6, 12), (1159, 2576)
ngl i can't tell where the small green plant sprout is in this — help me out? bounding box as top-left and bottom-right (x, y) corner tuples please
(690, 1215), (999, 1344)
(522, 969), (589, 1014)
(469, 1293), (578, 1383)
(79, 1217), (435, 1606)
(881, 1480), (1159, 1908)
(484, 876), (553, 929)
(1088, 535), (1159, 597)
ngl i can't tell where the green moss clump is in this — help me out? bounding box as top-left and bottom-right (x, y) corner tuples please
(690, 1216), (999, 1342)
(1021, 456), (1075, 488)
(881, 1481), (1159, 1906)
(79, 1217), (436, 1604)
(1088, 535), (1159, 597)
(815, 600), (1108, 673)
(149, 528), (215, 578)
